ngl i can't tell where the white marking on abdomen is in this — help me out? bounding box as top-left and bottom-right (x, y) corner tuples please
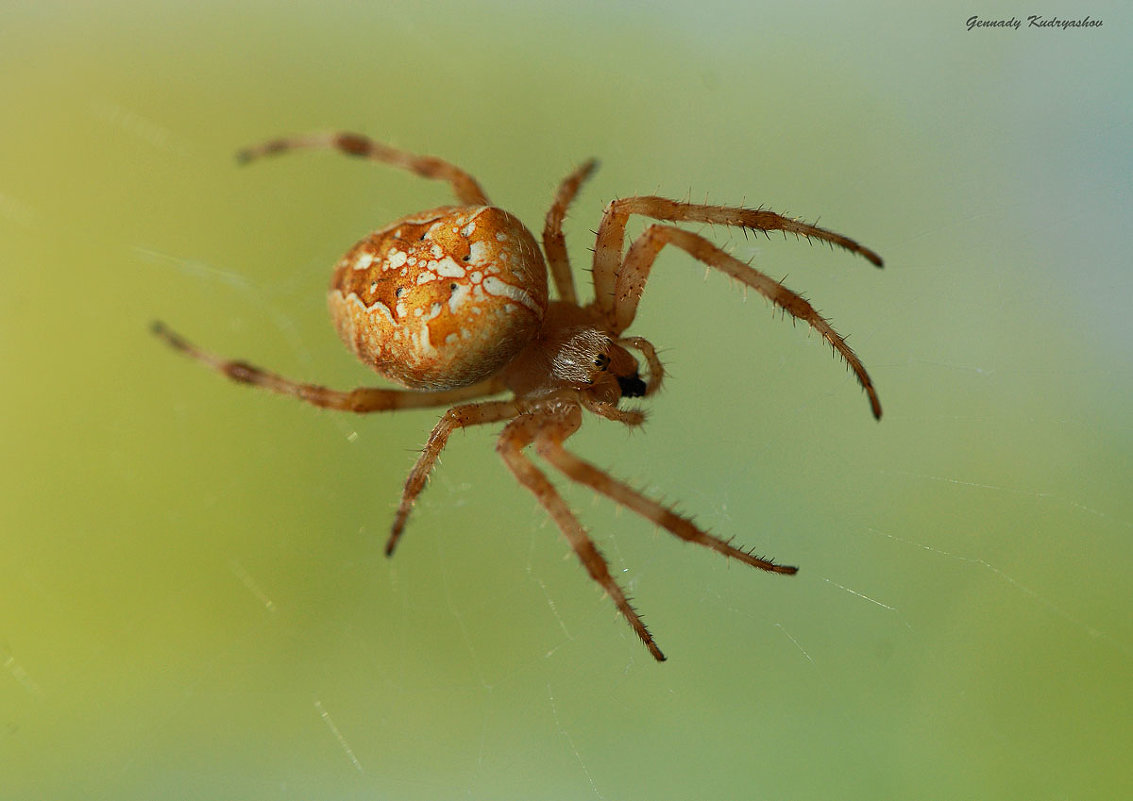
(482, 276), (540, 314)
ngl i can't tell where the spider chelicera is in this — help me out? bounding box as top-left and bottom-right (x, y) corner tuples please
(153, 132), (883, 661)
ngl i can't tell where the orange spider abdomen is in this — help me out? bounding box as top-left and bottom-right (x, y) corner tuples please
(328, 205), (548, 389)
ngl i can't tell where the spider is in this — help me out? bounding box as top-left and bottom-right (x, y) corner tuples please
(153, 132), (883, 662)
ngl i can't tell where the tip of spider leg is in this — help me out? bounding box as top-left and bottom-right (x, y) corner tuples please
(150, 320), (186, 351)
(384, 527), (405, 558)
(641, 636), (666, 661)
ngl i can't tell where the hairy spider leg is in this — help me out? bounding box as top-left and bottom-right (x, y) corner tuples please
(151, 321), (504, 412)
(591, 196), (882, 326)
(535, 410), (798, 576)
(497, 403), (667, 661)
(542, 159), (599, 306)
(615, 225), (882, 419)
(387, 399), (520, 556)
(592, 197), (883, 308)
(236, 131), (491, 206)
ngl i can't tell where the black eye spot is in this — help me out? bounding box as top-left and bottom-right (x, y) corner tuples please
(449, 283), (458, 291)
(395, 287), (405, 298)
(462, 254), (471, 261)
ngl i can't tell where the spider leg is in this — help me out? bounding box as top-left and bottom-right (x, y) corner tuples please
(152, 321), (504, 412)
(235, 132), (490, 206)
(386, 399), (520, 556)
(591, 196), (882, 323)
(497, 405), (666, 661)
(542, 159), (599, 305)
(612, 225), (882, 419)
(534, 421), (798, 576)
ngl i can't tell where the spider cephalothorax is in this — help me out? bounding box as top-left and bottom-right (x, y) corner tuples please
(154, 132), (882, 661)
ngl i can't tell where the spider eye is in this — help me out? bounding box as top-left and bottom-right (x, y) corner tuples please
(593, 353), (610, 371)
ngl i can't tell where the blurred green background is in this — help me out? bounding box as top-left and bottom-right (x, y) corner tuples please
(2, 1), (1129, 799)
